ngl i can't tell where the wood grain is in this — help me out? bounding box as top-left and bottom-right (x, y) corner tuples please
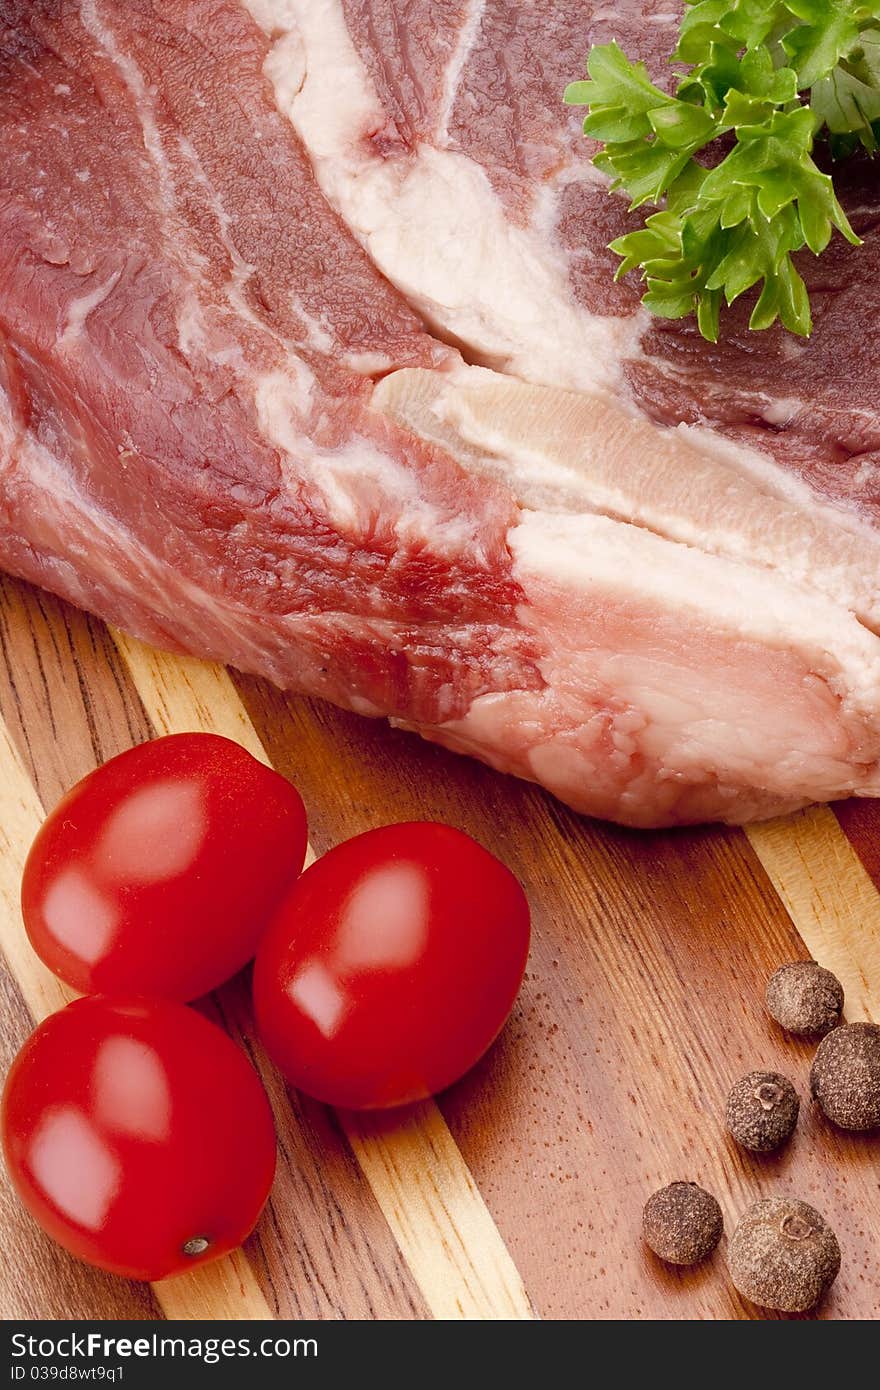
(112, 631), (533, 1321)
(238, 678), (880, 1320)
(0, 716), (71, 1021)
(0, 967), (158, 1321)
(0, 586), (425, 1322)
(0, 709), (272, 1318)
(111, 632), (269, 765)
(153, 1253), (271, 1323)
(345, 1103), (531, 1320)
(746, 811), (880, 1021)
(0, 574), (878, 1320)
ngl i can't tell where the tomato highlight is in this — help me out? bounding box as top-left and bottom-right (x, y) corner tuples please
(1, 996), (276, 1281)
(22, 733), (308, 1001)
(254, 822), (530, 1109)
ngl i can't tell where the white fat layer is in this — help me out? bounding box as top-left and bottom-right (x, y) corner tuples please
(244, 0), (639, 392)
(511, 510), (880, 717)
(19, 0), (880, 828)
(248, 0), (880, 625)
(253, 370), (474, 552)
(0, 399), (258, 659)
(58, 269), (121, 347)
(80, 0), (175, 209)
(374, 364), (880, 631)
(255, 368), (366, 528)
(0, 391), (411, 709)
(401, 506), (880, 825)
(436, 0), (486, 143)
(176, 113), (389, 375)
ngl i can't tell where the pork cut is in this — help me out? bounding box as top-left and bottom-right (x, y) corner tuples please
(2, 0), (880, 826)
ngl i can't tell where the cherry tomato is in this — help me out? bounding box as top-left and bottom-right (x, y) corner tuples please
(22, 733), (308, 1001)
(2, 996), (276, 1280)
(253, 822), (530, 1109)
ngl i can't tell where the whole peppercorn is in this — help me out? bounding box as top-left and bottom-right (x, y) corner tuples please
(642, 1182), (723, 1266)
(725, 1071), (799, 1152)
(728, 1197), (840, 1312)
(765, 961), (844, 1037)
(810, 1021), (880, 1131)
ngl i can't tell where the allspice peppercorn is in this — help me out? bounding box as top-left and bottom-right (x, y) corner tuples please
(765, 961), (844, 1037)
(642, 1182), (723, 1266)
(728, 1197), (840, 1312)
(810, 1021), (880, 1131)
(725, 1071), (799, 1153)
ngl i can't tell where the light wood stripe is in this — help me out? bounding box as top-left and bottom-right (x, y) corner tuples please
(346, 1103), (533, 1320)
(154, 1251), (271, 1321)
(111, 634), (269, 765)
(0, 717), (272, 1320)
(746, 807), (880, 1022)
(0, 720), (71, 1021)
(111, 633), (534, 1321)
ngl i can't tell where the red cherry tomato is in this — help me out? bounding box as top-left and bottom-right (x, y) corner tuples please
(1, 996), (276, 1281)
(22, 733), (308, 1001)
(253, 822), (530, 1109)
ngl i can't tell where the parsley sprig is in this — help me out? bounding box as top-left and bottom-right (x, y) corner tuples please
(564, 2), (880, 340)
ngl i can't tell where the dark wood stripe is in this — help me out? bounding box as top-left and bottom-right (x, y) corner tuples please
(0, 577), (427, 1321)
(0, 575), (154, 805)
(236, 679), (880, 1320)
(2, 572), (876, 1319)
(833, 797), (880, 885)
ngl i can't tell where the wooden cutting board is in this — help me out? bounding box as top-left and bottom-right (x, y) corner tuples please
(0, 572), (877, 1321)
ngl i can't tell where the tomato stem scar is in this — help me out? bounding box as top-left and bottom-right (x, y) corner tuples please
(182, 1236), (211, 1257)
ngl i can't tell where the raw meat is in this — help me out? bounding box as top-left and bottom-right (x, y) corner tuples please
(289, 0), (880, 516)
(2, 0), (880, 827)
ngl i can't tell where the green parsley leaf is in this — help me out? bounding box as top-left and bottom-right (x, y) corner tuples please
(565, 0), (880, 339)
